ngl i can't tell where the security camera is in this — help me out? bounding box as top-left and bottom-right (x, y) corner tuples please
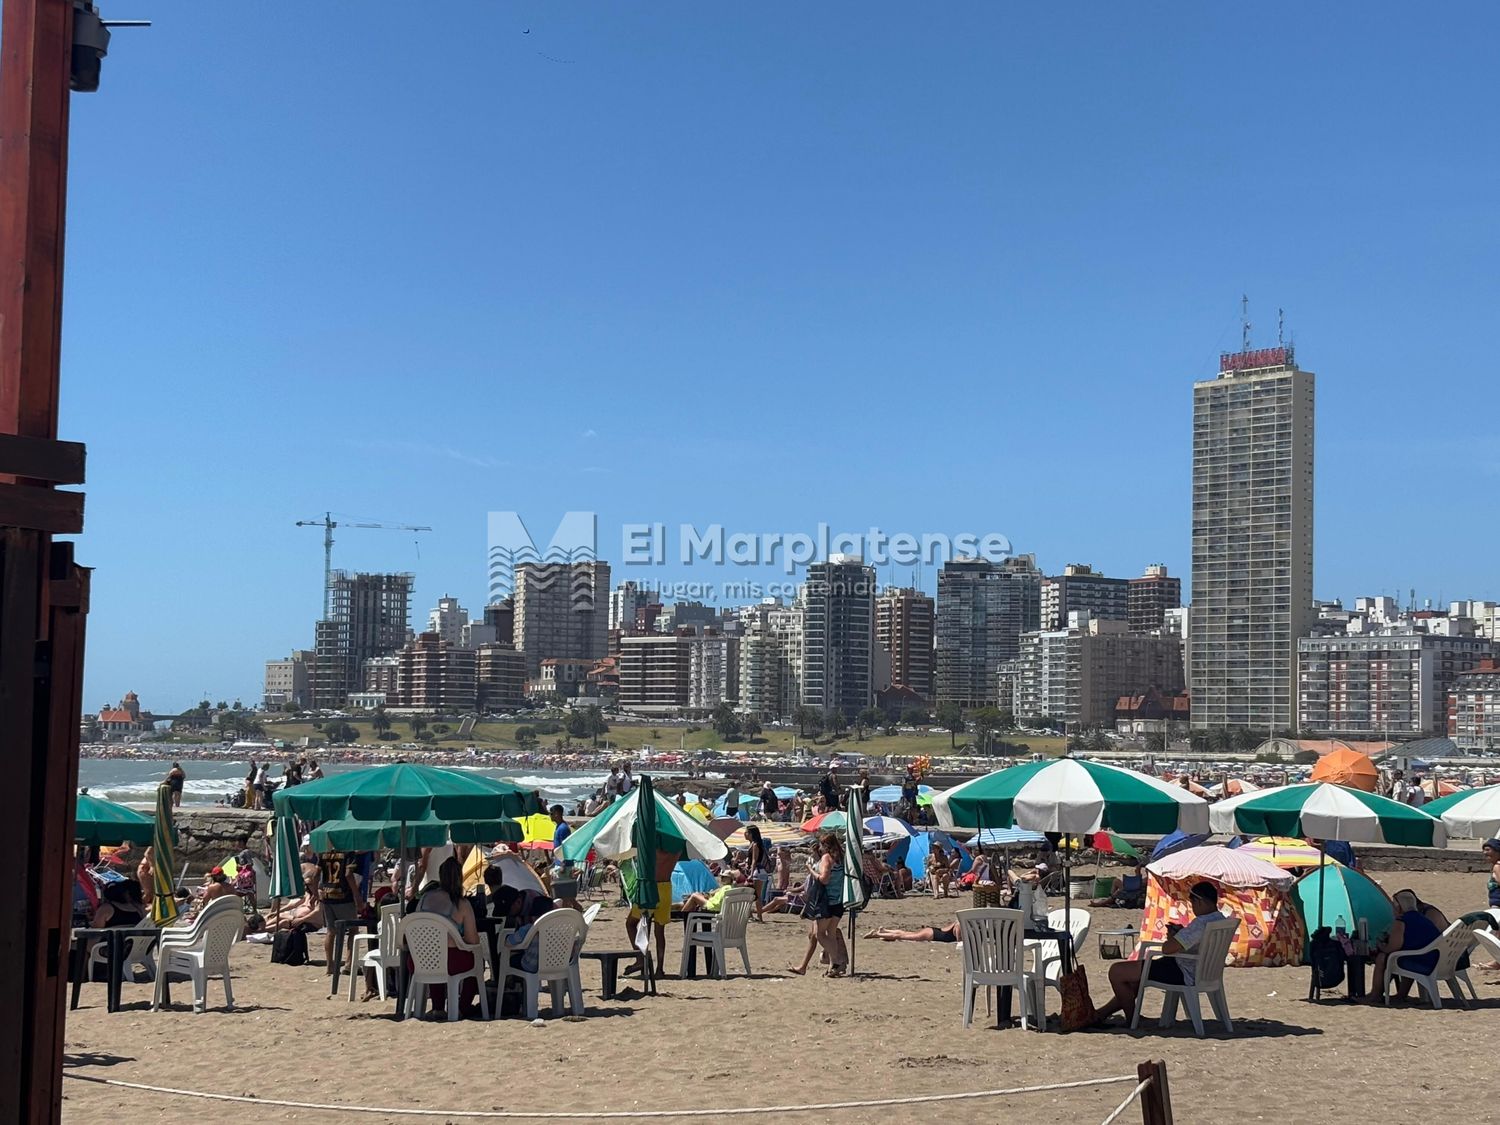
(70, 1), (111, 93)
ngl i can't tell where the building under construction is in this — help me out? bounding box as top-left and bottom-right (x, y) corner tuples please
(310, 571), (414, 708)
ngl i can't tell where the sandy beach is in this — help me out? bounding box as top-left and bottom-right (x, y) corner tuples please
(62, 868), (1500, 1125)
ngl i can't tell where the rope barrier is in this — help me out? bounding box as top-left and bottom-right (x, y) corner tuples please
(1097, 1077), (1152, 1125)
(65, 1071), (1140, 1119)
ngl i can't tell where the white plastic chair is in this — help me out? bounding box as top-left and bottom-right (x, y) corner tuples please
(349, 902), (402, 1001)
(500, 908), (587, 1020)
(1470, 926), (1500, 970)
(1384, 919), (1477, 1009)
(957, 908), (1031, 1030)
(400, 913), (491, 1021)
(679, 888), (754, 980)
(1131, 914), (1237, 1037)
(152, 897), (244, 1013)
(87, 930), (159, 985)
(581, 902), (603, 932)
(1026, 907), (1091, 1022)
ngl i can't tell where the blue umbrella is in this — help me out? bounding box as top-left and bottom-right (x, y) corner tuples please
(1150, 829), (1212, 861)
(670, 859), (718, 901)
(864, 816), (916, 838)
(968, 826), (1048, 847)
(773, 786), (799, 800)
(869, 783), (935, 804)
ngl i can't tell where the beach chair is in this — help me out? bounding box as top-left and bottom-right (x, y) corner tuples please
(499, 908), (587, 1020)
(680, 888), (754, 980)
(1384, 919), (1477, 1009)
(957, 908), (1031, 1030)
(1471, 926), (1500, 970)
(400, 913), (491, 1021)
(581, 902), (603, 933)
(86, 929), (159, 985)
(349, 901), (401, 1002)
(151, 896), (244, 1013)
(1131, 915), (1237, 1037)
(1026, 908), (1091, 1022)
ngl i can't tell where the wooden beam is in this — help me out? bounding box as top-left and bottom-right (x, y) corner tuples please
(0, 435), (83, 484)
(0, 484), (82, 535)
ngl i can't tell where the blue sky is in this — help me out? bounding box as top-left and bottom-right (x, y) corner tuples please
(59, 3), (1500, 710)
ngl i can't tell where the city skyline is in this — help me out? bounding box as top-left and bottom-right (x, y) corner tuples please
(60, 5), (1500, 709)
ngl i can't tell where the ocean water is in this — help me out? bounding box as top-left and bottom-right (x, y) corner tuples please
(77, 758), (647, 808)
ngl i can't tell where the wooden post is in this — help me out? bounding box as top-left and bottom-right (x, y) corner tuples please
(1137, 1058), (1173, 1125)
(0, 1), (88, 1123)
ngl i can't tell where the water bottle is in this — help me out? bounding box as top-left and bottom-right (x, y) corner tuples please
(1335, 915), (1347, 937)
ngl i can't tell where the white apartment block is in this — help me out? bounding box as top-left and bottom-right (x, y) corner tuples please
(1189, 346), (1315, 732)
(427, 596), (469, 646)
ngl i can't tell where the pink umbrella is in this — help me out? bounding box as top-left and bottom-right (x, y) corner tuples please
(1147, 844), (1293, 889)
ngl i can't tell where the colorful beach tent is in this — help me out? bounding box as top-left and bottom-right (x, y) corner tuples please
(1142, 845), (1304, 967)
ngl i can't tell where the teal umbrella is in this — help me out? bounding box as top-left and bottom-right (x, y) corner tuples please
(1293, 864), (1395, 942)
(267, 811), (305, 899)
(308, 811), (522, 853)
(272, 762), (542, 821)
(74, 791), (156, 848)
(633, 776), (661, 917)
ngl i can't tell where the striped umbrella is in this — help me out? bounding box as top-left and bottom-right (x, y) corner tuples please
(801, 810), (848, 833)
(966, 826), (1048, 847)
(1209, 783), (1446, 847)
(724, 822), (805, 848)
(1235, 836), (1335, 870)
(862, 815), (915, 839)
(842, 785), (870, 976)
(1423, 783), (1500, 840)
(267, 811), (305, 900)
(150, 783), (180, 926)
(1086, 831), (1142, 859)
(934, 758), (1210, 835)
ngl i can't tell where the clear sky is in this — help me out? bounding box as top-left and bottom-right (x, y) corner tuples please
(58, 2), (1500, 711)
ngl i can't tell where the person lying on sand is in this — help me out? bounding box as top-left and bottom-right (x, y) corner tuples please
(866, 921), (961, 944)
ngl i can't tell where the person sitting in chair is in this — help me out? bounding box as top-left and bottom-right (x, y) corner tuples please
(1092, 881), (1229, 1027)
(1362, 887), (1443, 1004)
(1092, 859), (1146, 908)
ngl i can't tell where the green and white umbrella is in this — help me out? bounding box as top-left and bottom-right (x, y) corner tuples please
(308, 811), (522, 853)
(74, 791), (156, 848)
(559, 785), (728, 864)
(1422, 784), (1500, 840)
(267, 810), (305, 901)
(933, 758), (1210, 835)
(1209, 783), (1447, 847)
(842, 785), (870, 977)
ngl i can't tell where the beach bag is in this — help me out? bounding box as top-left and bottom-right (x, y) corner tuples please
(1308, 932), (1345, 990)
(801, 876), (827, 919)
(1058, 965), (1097, 1032)
(271, 929), (308, 966)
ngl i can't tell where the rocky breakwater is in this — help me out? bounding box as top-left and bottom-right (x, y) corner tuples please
(172, 808), (272, 872)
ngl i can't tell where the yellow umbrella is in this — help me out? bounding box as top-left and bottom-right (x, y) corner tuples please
(684, 802), (713, 823)
(516, 812), (555, 843)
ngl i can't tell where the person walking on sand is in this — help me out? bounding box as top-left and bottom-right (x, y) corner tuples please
(789, 834), (849, 977)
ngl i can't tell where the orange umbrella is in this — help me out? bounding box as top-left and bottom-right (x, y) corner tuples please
(1310, 748), (1378, 793)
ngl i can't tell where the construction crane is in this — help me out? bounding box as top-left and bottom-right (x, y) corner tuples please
(296, 511), (433, 617)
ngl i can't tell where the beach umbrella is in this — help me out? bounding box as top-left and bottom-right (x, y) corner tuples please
(671, 859), (719, 901)
(149, 783), (180, 927)
(1423, 783), (1500, 839)
(515, 812), (556, 844)
(1293, 863), (1395, 939)
(1149, 829), (1212, 861)
(773, 785), (799, 800)
(1310, 749), (1379, 793)
(631, 776), (662, 925)
(724, 822), (806, 848)
(967, 826), (1048, 847)
(1086, 831), (1142, 859)
(801, 810), (848, 833)
(683, 801), (713, 822)
(843, 785), (870, 976)
(862, 815), (915, 838)
(934, 759), (1210, 835)
(1147, 845), (1293, 888)
(869, 783), (935, 805)
(73, 791), (156, 848)
(267, 810), (305, 900)
(559, 786), (728, 865)
(273, 762), (542, 822)
(1235, 836), (1335, 870)
(1211, 781), (1445, 935)
(706, 817), (743, 840)
(1209, 783), (1446, 847)
(308, 812), (522, 853)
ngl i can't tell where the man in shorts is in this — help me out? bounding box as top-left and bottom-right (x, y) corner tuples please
(625, 843), (683, 976)
(1092, 880), (1229, 1026)
(317, 848), (365, 973)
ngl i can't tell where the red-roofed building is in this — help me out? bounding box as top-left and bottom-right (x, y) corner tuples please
(96, 691), (155, 738)
(1114, 687), (1190, 735)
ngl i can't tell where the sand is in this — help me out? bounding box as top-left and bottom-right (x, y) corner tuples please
(62, 869), (1500, 1124)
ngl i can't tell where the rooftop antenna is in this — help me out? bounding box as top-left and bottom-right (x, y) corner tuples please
(1277, 308), (1285, 347)
(1241, 294), (1251, 352)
